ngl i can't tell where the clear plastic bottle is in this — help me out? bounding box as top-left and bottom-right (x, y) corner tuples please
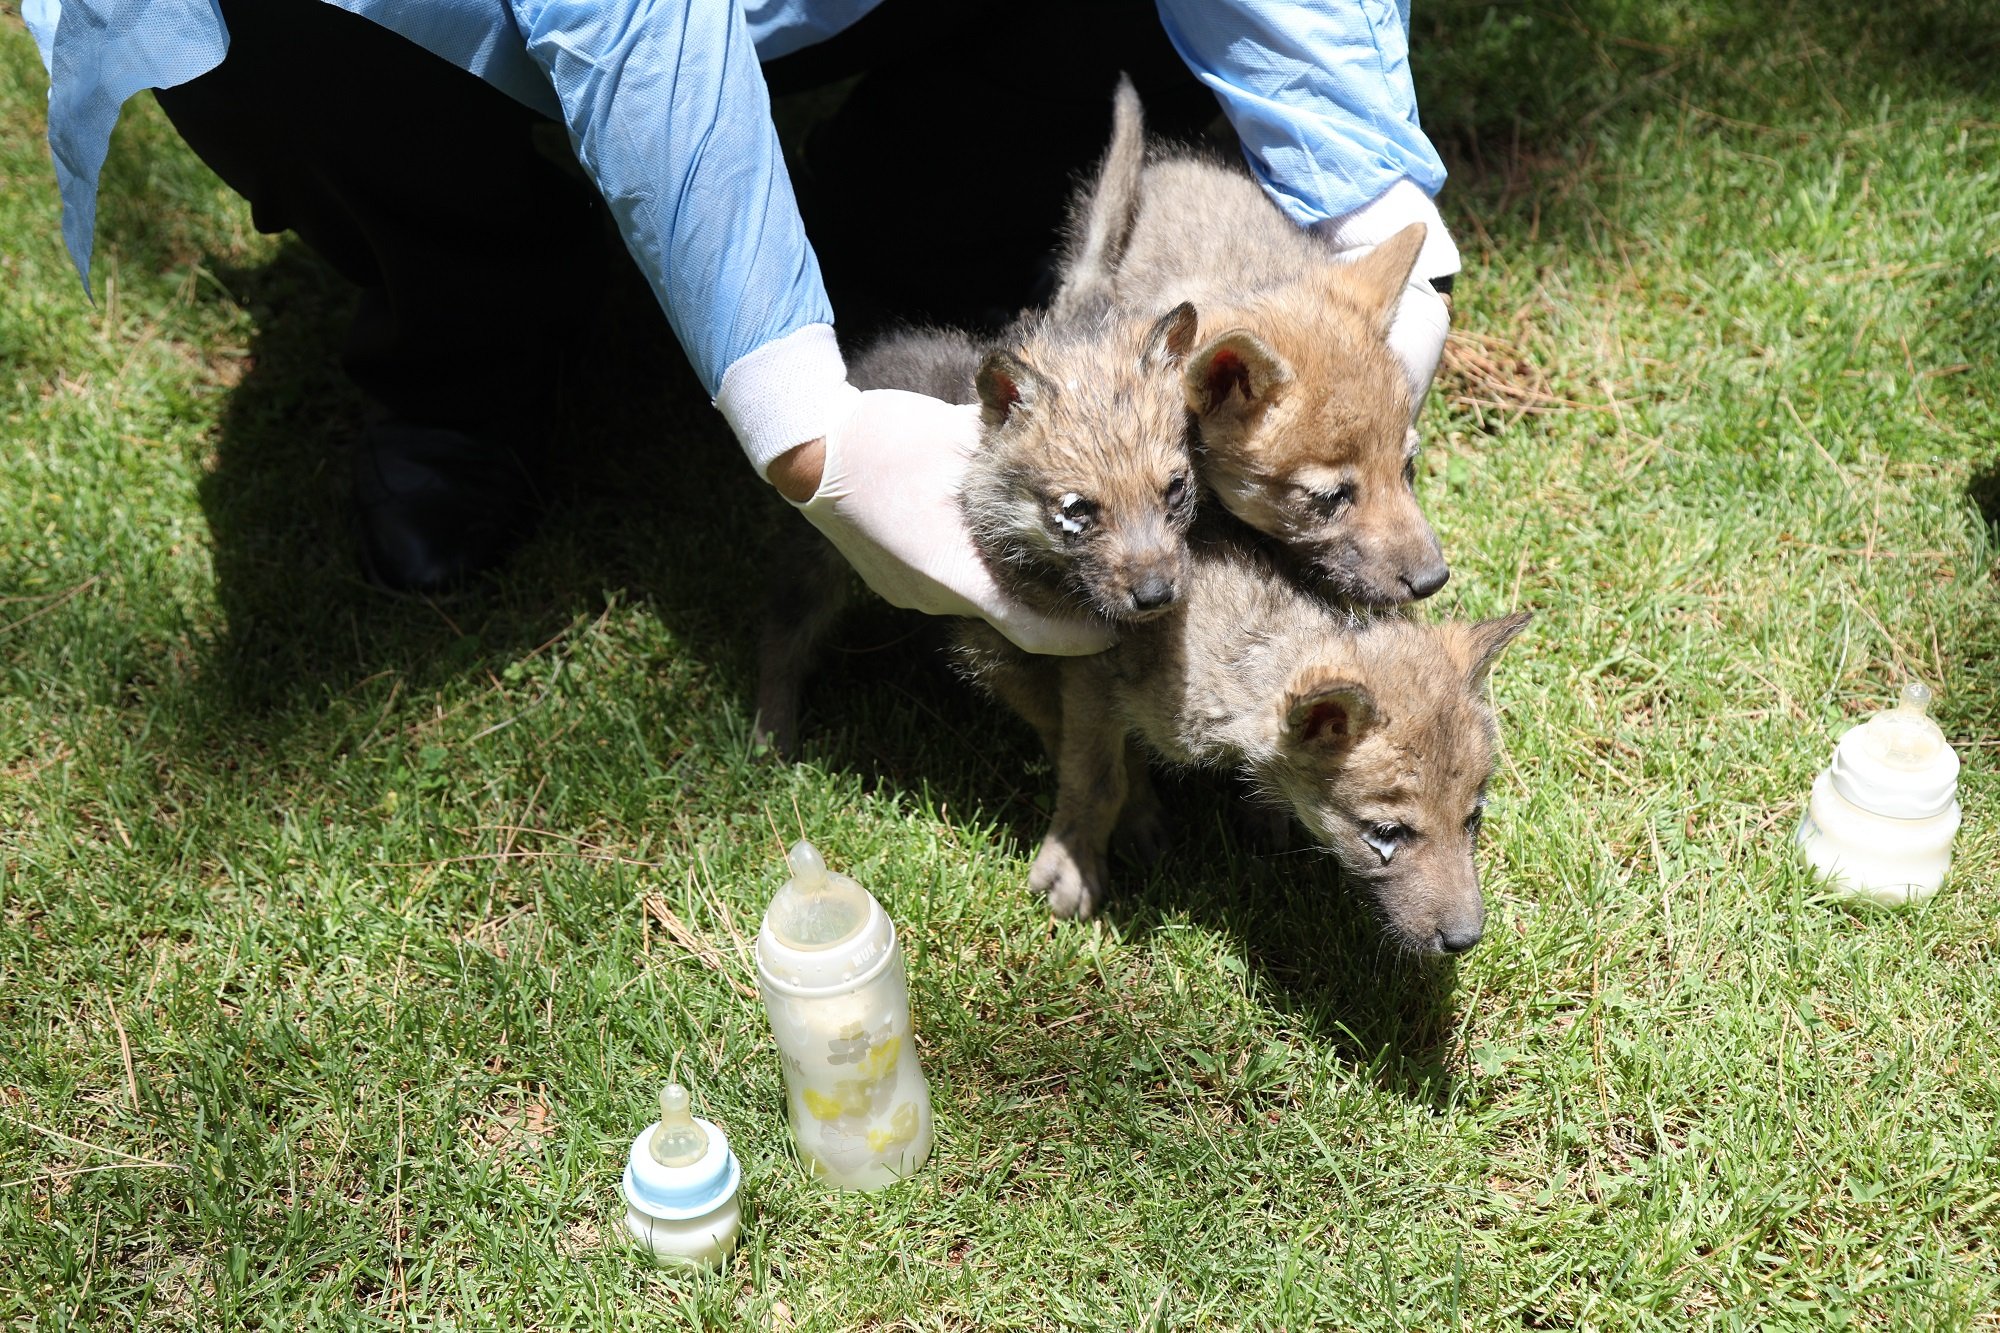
(620, 1082), (742, 1270)
(755, 841), (933, 1190)
(1797, 682), (1963, 906)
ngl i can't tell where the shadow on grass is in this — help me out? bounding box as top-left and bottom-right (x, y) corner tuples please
(1119, 775), (1467, 1105)
(184, 237), (779, 719)
(1958, 460), (2000, 746)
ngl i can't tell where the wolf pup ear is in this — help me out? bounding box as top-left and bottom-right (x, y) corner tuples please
(1455, 610), (1534, 687)
(975, 351), (1043, 429)
(1281, 676), (1377, 753)
(1338, 221), (1429, 337)
(1143, 302), (1199, 366)
(1186, 330), (1291, 417)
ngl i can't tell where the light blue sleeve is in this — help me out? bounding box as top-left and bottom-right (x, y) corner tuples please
(740, 0), (886, 60)
(507, 0), (834, 399)
(1152, 0), (1446, 228)
(34, 0), (232, 292)
(22, 0), (61, 70)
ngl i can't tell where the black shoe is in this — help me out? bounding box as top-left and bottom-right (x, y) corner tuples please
(350, 422), (542, 593)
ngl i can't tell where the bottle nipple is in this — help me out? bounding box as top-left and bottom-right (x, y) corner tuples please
(649, 1083), (709, 1167)
(1876, 681), (1941, 767)
(767, 840), (871, 951)
(786, 840), (828, 888)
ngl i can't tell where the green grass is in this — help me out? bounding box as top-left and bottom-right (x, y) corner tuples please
(3, 1), (1998, 1327)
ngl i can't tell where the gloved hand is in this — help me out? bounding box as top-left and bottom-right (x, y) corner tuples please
(1309, 181), (1458, 417)
(783, 389), (1116, 657)
(1385, 277), (1451, 415)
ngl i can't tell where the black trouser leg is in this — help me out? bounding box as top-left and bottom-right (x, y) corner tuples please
(152, 0), (605, 441)
(152, 0), (613, 589)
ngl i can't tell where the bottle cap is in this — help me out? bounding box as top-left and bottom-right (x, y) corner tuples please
(1829, 682), (1960, 819)
(623, 1084), (739, 1221)
(756, 841), (896, 998)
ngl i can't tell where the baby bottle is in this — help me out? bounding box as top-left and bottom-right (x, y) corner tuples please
(755, 841), (934, 1190)
(620, 1082), (742, 1270)
(1796, 682), (1963, 906)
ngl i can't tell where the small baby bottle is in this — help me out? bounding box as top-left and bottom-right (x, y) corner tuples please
(755, 841), (934, 1190)
(620, 1082), (742, 1269)
(1796, 682), (1963, 906)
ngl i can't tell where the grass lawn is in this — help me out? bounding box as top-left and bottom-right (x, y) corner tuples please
(3, 0), (1998, 1327)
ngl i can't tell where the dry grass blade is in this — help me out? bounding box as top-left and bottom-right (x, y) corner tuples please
(642, 895), (760, 1000)
(106, 994), (138, 1109)
(1439, 328), (1617, 416)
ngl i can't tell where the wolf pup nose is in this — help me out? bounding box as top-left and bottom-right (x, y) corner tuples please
(1129, 572), (1177, 613)
(1403, 556), (1450, 600)
(1436, 920), (1483, 955)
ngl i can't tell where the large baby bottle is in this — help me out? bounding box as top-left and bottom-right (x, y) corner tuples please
(755, 841), (933, 1189)
(1796, 682), (1963, 906)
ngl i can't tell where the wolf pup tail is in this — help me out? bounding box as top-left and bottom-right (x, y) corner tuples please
(1049, 74), (1146, 324)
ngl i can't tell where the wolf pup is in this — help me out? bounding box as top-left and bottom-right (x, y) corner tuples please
(1053, 79), (1449, 608)
(754, 303), (1202, 758)
(961, 533), (1530, 953)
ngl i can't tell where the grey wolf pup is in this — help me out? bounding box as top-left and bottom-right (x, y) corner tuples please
(753, 304), (1202, 758)
(958, 533), (1531, 954)
(1053, 78), (1449, 608)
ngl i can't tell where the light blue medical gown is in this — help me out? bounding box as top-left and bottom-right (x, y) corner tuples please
(25, 0), (1448, 464)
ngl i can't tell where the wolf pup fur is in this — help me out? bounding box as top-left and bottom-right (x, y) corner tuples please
(1053, 78), (1449, 608)
(753, 304), (1202, 758)
(959, 533), (1530, 953)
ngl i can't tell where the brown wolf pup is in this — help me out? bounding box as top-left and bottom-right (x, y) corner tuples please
(753, 303), (1201, 758)
(958, 532), (1530, 954)
(1053, 79), (1449, 608)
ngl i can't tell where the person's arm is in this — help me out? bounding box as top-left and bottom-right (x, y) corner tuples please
(503, 0), (1109, 655)
(1152, 0), (1459, 283)
(506, 0), (847, 473)
(1152, 0), (1458, 405)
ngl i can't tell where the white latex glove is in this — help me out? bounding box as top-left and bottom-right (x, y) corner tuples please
(793, 389), (1116, 657)
(1310, 179), (1458, 418)
(1386, 277), (1451, 416)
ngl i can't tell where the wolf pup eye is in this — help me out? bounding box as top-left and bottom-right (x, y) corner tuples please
(1465, 799), (1487, 840)
(1360, 821), (1410, 864)
(1309, 483), (1356, 517)
(1165, 474), (1189, 509)
(1055, 493), (1097, 537)
(1403, 455), (1419, 487)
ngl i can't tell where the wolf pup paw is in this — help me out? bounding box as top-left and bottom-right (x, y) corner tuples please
(748, 708), (798, 765)
(1030, 836), (1108, 920)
